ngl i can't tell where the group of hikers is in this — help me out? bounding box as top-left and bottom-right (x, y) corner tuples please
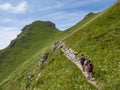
(39, 42), (94, 81)
(61, 44), (94, 81)
(25, 42), (95, 89)
(80, 54), (94, 81)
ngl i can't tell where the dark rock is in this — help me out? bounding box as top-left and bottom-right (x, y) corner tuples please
(25, 28), (31, 35)
(47, 21), (56, 28)
(84, 12), (96, 19)
(21, 36), (26, 42)
(51, 42), (58, 52)
(41, 53), (49, 62)
(21, 25), (28, 32)
(9, 40), (16, 47)
(39, 53), (49, 68)
(21, 26), (32, 36)
(0, 54), (2, 60)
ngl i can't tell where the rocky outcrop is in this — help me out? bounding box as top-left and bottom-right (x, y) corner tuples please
(84, 12), (96, 19)
(9, 40), (16, 47)
(0, 53), (3, 60)
(21, 26), (32, 36)
(46, 21), (56, 28)
(20, 36), (26, 42)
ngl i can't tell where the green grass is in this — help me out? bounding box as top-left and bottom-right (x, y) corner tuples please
(0, 18), (98, 89)
(0, 1), (120, 90)
(0, 49), (96, 90)
(0, 21), (62, 84)
(64, 1), (120, 90)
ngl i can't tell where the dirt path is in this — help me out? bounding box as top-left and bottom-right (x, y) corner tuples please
(60, 45), (102, 90)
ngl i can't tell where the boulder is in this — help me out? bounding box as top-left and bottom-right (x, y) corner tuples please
(41, 53), (49, 61)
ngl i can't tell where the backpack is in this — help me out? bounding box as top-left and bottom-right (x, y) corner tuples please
(88, 63), (93, 71)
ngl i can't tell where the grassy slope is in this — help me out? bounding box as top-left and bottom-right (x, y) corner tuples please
(0, 21), (62, 85)
(62, 12), (98, 40)
(64, 1), (120, 90)
(0, 1), (120, 90)
(1, 49), (97, 90)
(0, 12), (98, 90)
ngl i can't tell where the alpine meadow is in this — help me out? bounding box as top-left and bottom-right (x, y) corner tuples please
(0, 0), (120, 90)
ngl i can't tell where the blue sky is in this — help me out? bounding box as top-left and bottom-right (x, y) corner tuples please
(0, 0), (117, 49)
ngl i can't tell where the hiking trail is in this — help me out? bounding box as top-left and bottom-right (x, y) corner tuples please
(59, 43), (102, 90)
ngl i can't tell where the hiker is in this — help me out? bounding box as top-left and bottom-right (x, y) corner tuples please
(74, 51), (78, 61)
(87, 61), (93, 80)
(83, 59), (89, 72)
(70, 49), (75, 60)
(39, 53), (49, 68)
(80, 54), (85, 71)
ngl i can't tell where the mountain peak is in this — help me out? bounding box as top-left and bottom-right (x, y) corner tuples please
(31, 20), (56, 28)
(8, 20), (59, 48)
(84, 12), (97, 19)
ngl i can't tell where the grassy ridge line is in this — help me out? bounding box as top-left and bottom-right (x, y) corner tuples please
(61, 13), (102, 41)
(63, 1), (120, 89)
(61, 3), (114, 41)
(0, 21), (62, 83)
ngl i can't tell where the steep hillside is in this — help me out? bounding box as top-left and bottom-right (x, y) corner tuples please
(0, 14), (99, 90)
(64, 1), (120, 89)
(0, 21), (62, 85)
(0, 49), (97, 90)
(0, 1), (120, 90)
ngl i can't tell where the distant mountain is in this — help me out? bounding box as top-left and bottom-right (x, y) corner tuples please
(0, 20), (62, 88)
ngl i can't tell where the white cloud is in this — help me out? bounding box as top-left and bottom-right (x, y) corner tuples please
(1, 18), (15, 23)
(38, 1), (64, 11)
(35, 0), (105, 12)
(0, 26), (20, 50)
(0, 1), (28, 14)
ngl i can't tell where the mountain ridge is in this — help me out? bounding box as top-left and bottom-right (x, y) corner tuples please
(0, 1), (120, 90)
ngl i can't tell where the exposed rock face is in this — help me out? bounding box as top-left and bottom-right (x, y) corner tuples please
(9, 40), (16, 47)
(8, 20), (57, 48)
(39, 53), (49, 68)
(21, 36), (26, 42)
(21, 26), (32, 36)
(25, 28), (31, 35)
(84, 12), (96, 19)
(46, 21), (56, 28)
(0, 53), (3, 60)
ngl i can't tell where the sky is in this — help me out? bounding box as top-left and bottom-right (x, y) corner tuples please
(0, 0), (117, 50)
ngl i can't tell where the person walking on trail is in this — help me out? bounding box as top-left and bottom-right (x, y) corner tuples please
(87, 61), (94, 80)
(83, 59), (89, 72)
(80, 54), (85, 71)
